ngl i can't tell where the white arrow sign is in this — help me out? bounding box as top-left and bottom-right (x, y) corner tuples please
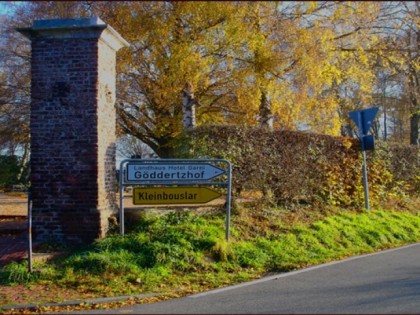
(126, 163), (226, 182)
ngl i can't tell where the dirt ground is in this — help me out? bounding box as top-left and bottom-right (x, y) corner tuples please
(0, 284), (96, 309)
(0, 193), (27, 217)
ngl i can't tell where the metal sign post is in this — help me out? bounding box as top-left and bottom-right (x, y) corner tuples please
(361, 150), (370, 210)
(27, 188), (33, 273)
(119, 159), (232, 241)
(349, 107), (379, 211)
(119, 164), (125, 235)
(225, 163), (232, 241)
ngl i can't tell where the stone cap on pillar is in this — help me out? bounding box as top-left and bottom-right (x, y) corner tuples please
(16, 17), (129, 51)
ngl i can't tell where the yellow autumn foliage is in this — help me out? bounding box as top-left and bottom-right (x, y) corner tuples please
(7, 1), (418, 154)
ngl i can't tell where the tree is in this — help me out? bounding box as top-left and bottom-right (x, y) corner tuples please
(367, 1), (419, 145)
(110, 2), (239, 157)
(0, 4), (31, 179)
(4, 1), (418, 159)
(116, 135), (156, 160)
(227, 2), (381, 136)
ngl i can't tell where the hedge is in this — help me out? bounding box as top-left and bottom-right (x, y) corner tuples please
(180, 126), (419, 207)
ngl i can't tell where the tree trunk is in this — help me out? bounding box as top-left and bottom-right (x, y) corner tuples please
(259, 90), (273, 130)
(17, 142), (29, 183)
(182, 82), (199, 131)
(410, 112), (419, 146)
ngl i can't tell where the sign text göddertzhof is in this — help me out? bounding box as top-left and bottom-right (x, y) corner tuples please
(126, 163), (225, 182)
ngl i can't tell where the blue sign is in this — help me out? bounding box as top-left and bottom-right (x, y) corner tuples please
(349, 107), (379, 135)
(348, 107), (379, 210)
(349, 107), (379, 151)
(362, 134), (374, 151)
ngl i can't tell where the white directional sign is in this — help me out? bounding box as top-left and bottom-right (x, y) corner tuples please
(126, 163), (225, 182)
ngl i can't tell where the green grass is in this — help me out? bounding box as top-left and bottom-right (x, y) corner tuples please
(1, 206), (420, 304)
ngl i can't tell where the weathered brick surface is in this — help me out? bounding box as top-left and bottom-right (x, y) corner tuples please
(19, 19), (128, 245)
(97, 38), (118, 237)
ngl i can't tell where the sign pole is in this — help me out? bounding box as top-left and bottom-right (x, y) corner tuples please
(225, 161), (232, 241)
(119, 161), (125, 236)
(359, 112), (370, 211)
(27, 188), (33, 273)
(361, 150), (370, 211)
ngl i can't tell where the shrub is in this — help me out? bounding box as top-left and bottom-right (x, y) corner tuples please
(181, 126), (418, 207)
(0, 155), (21, 190)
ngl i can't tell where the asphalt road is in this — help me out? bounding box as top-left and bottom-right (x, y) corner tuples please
(80, 243), (420, 314)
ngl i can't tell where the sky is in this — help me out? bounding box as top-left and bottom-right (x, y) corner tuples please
(0, 2), (17, 16)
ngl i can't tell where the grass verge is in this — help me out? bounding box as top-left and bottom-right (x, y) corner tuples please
(1, 202), (420, 313)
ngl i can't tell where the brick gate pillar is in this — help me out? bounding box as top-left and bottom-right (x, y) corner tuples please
(17, 18), (129, 244)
